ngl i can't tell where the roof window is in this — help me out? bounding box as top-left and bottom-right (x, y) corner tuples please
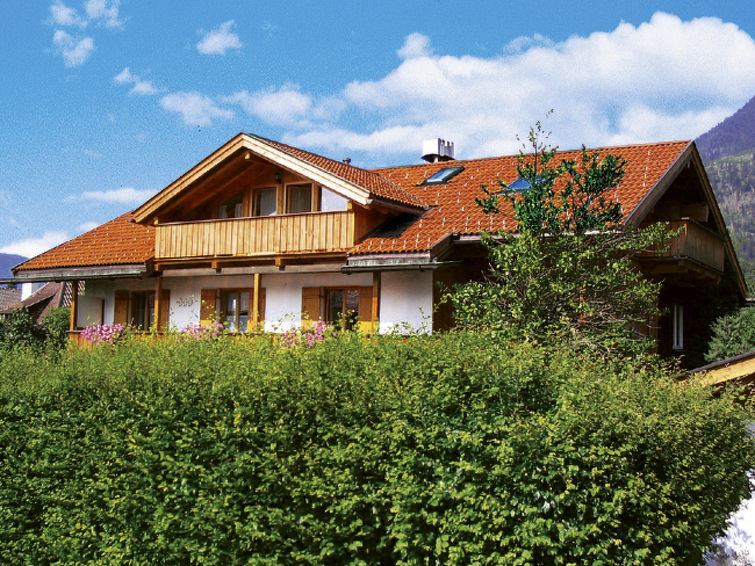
(420, 166), (464, 185)
(507, 176), (532, 191)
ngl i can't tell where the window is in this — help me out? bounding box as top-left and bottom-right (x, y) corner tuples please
(221, 290), (250, 332)
(253, 188), (277, 216)
(320, 187), (348, 211)
(130, 292), (155, 330)
(672, 303), (684, 351)
(217, 192), (244, 219)
(286, 183), (313, 213)
(326, 288), (360, 329)
(420, 166), (464, 186)
(301, 286), (375, 332)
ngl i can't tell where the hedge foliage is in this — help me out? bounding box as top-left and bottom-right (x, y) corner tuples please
(0, 332), (752, 564)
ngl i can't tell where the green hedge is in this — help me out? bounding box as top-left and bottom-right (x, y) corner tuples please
(0, 333), (751, 564)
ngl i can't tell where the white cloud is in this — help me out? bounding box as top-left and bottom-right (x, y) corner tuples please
(197, 20), (242, 55)
(160, 92), (234, 126)
(0, 232), (69, 258)
(81, 187), (156, 204)
(84, 0), (122, 28)
(397, 32), (432, 60)
(273, 12), (755, 160)
(113, 67), (161, 95)
(226, 85), (312, 127)
(47, 0), (121, 67)
(78, 221), (100, 232)
(52, 30), (95, 67)
(113, 66), (133, 84)
(50, 1), (85, 27)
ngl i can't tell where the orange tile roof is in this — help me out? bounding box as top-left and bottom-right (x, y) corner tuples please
(15, 213), (154, 271)
(15, 139), (690, 271)
(352, 141), (691, 254)
(253, 135), (427, 209)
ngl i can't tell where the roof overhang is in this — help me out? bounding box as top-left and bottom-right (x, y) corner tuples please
(5, 263), (149, 283)
(625, 141), (748, 300)
(133, 133), (380, 223)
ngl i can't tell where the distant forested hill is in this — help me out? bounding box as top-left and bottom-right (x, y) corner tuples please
(696, 95), (755, 293)
(0, 254), (27, 279)
(697, 95), (755, 163)
(704, 150), (755, 290)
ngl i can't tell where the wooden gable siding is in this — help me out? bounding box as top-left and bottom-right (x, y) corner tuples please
(155, 211), (355, 260)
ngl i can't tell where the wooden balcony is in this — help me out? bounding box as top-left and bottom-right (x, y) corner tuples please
(638, 218), (725, 277)
(155, 211), (355, 261)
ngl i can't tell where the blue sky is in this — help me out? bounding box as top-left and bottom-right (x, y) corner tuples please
(1, 1), (754, 258)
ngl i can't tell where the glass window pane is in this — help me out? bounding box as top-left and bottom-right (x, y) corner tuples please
(255, 189), (276, 216)
(287, 184), (312, 213)
(327, 290), (343, 323)
(224, 292), (238, 331)
(238, 292), (249, 333)
(320, 187), (348, 211)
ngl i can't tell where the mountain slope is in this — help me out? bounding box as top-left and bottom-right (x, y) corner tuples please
(0, 254), (27, 279)
(704, 149), (755, 291)
(697, 95), (755, 163)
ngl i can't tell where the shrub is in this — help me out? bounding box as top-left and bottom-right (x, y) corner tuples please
(80, 323), (128, 345)
(178, 321), (226, 340)
(0, 308), (49, 350)
(0, 333), (751, 564)
(705, 306), (755, 362)
(40, 306), (70, 350)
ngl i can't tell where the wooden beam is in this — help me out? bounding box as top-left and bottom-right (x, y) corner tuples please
(371, 271), (381, 324)
(251, 272), (260, 331)
(69, 280), (79, 331)
(154, 276), (163, 331)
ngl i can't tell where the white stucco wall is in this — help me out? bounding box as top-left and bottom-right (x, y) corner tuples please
(262, 271), (372, 331)
(379, 270), (434, 334)
(82, 269), (433, 334)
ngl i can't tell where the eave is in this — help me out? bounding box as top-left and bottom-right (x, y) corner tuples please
(6, 263), (150, 283)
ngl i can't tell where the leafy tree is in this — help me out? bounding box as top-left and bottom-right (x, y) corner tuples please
(705, 306), (755, 362)
(450, 120), (670, 353)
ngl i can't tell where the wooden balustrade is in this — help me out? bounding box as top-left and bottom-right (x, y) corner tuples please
(640, 218), (725, 273)
(155, 211), (355, 260)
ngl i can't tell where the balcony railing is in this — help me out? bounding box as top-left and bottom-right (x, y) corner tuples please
(155, 211), (355, 260)
(639, 218), (725, 273)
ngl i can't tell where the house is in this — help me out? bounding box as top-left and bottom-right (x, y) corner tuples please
(6, 133), (747, 364)
(0, 281), (75, 323)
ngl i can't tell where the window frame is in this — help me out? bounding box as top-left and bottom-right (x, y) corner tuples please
(252, 187), (278, 217)
(220, 289), (250, 333)
(285, 182), (318, 214)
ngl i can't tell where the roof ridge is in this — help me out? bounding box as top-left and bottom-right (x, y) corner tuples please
(370, 140), (692, 172)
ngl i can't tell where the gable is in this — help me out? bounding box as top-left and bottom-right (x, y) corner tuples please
(132, 133), (426, 224)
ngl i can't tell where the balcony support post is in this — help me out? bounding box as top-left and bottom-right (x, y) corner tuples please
(251, 272), (261, 331)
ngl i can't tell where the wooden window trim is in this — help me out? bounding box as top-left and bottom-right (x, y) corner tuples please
(285, 182), (318, 214)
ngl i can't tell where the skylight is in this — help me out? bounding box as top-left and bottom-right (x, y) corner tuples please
(507, 177), (532, 190)
(420, 166), (464, 185)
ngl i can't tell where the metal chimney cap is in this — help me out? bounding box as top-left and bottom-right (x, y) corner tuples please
(422, 138), (455, 163)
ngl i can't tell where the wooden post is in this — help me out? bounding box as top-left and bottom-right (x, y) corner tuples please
(69, 280), (79, 331)
(251, 273), (260, 331)
(154, 276), (163, 332)
(371, 271), (381, 327)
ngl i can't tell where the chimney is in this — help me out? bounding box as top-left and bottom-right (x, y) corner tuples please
(422, 138), (455, 163)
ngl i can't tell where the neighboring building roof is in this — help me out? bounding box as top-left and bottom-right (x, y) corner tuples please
(0, 281), (77, 322)
(0, 287), (21, 311)
(13, 136), (694, 272)
(690, 350), (755, 388)
(15, 213), (154, 272)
